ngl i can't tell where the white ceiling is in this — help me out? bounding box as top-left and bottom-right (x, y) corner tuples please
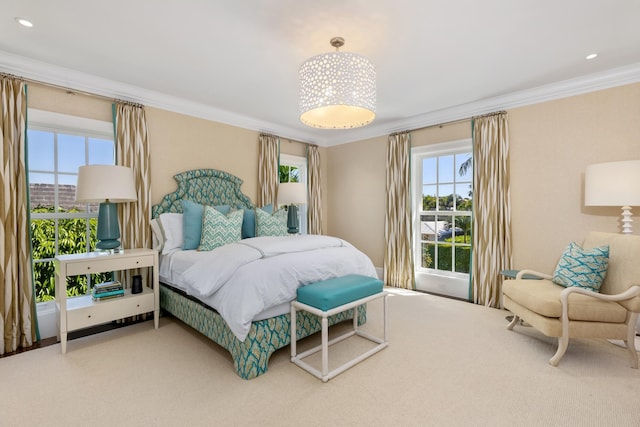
(1, 0), (639, 146)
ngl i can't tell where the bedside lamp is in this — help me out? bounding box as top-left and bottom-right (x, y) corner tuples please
(277, 182), (307, 234)
(76, 165), (137, 250)
(585, 160), (640, 234)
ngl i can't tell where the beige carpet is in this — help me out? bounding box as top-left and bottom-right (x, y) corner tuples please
(2, 289), (640, 427)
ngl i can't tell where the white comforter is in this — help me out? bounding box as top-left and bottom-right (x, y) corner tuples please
(160, 235), (377, 341)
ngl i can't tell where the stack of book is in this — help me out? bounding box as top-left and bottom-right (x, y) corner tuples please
(92, 281), (124, 301)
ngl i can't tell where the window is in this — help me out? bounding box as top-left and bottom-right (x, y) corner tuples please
(412, 140), (472, 298)
(279, 153), (307, 234)
(28, 110), (115, 302)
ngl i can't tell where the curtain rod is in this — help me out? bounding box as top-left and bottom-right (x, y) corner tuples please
(3, 71), (137, 104)
(261, 132), (316, 147)
(395, 110), (508, 135)
(396, 116), (471, 135)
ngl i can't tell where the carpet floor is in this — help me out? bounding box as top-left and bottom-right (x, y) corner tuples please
(2, 288), (639, 426)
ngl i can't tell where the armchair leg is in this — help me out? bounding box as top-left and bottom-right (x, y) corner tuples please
(549, 335), (569, 367)
(624, 321), (639, 369)
(507, 315), (520, 330)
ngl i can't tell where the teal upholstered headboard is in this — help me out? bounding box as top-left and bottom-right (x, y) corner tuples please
(152, 169), (253, 218)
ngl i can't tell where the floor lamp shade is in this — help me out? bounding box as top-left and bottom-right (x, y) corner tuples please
(278, 182), (307, 234)
(585, 160), (640, 234)
(76, 165), (137, 250)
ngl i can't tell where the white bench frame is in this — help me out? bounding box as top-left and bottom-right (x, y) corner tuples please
(290, 291), (388, 382)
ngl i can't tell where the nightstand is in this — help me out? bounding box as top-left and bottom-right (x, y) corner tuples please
(54, 248), (159, 353)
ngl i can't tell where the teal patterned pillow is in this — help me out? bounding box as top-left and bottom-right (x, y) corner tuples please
(255, 207), (288, 237)
(198, 207), (243, 251)
(182, 200), (231, 250)
(552, 242), (609, 292)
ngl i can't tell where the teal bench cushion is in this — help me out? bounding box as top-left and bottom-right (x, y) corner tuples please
(297, 274), (383, 311)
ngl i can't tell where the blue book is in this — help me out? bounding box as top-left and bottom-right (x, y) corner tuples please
(91, 288), (125, 299)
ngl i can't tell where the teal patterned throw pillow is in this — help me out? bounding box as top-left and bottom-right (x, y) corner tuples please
(255, 207), (288, 237)
(552, 242), (609, 292)
(198, 207), (243, 251)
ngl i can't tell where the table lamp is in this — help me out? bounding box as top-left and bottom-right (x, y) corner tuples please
(585, 160), (640, 234)
(277, 182), (307, 234)
(76, 165), (137, 250)
(585, 159), (640, 348)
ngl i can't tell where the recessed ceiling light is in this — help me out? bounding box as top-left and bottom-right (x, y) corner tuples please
(15, 17), (33, 28)
(585, 53), (598, 60)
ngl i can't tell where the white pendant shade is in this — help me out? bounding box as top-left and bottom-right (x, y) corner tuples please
(299, 38), (376, 129)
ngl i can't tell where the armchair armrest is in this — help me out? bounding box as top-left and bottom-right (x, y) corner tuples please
(516, 269), (552, 280)
(560, 284), (640, 305)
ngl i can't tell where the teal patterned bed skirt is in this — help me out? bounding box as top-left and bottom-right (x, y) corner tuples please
(160, 284), (367, 379)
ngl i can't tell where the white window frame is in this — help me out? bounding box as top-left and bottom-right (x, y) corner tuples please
(279, 153), (308, 235)
(28, 109), (114, 301)
(411, 139), (472, 299)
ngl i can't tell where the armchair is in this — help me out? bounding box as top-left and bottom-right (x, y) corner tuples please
(502, 231), (640, 367)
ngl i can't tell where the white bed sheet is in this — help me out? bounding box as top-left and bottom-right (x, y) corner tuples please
(158, 235), (377, 341)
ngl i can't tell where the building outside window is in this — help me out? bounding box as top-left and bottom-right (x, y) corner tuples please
(28, 110), (114, 302)
(412, 139), (472, 299)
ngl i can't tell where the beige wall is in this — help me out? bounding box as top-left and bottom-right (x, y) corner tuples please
(325, 122), (472, 268)
(27, 81), (640, 274)
(26, 83), (328, 230)
(327, 82), (640, 272)
(509, 83), (640, 272)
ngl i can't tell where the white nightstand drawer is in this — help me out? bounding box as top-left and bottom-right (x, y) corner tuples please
(66, 254), (155, 276)
(66, 291), (155, 331)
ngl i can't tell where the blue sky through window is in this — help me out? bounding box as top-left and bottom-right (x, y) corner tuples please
(27, 130), (114, 185)
(422, 152), (472, 199)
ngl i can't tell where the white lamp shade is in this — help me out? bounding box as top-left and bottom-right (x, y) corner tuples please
(76, 165), (137, 203)
(278, 182), (307, 205)
(585, 160), (640, 206)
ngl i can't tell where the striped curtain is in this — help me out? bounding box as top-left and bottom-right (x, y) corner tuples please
(307, 144), (323, 235)
(0, 75), (38, 354)
(114, 102), (151, 288)
(384, 132), (414, 289)
(471, 112), (512, 308)
(257, 133), (279, 208)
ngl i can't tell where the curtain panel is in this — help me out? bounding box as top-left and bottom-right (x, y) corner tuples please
(471, 112), (512, 308)
(384, 132), (415, 289)
(113, 102), (152, 288)
(0, 75), (37, 354)
(307, 145), (323, 235)
(257, 134), (279, 208)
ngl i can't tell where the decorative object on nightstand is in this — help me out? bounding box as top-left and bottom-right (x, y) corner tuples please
(91, 280), (124, 300)
(131, 275), (143, 294)
(76, 165), (137, 251)
(278, 182), (307, 234)
(585, 160), (640, 234)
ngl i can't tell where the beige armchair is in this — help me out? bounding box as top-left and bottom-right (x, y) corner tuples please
(502, 231), (640, 367)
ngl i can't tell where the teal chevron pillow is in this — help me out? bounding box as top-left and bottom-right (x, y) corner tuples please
(198, 207), (243, 251)
(255, 207), (288, 237)
(241, 204), (274, 239)
(182, 200), (230, 250)
(552, 242), (609, 292)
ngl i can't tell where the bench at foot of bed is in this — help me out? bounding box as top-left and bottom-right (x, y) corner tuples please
(159, 284), (366, 379)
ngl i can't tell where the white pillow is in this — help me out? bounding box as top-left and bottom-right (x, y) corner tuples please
(158, 213), (184, 254)
(150, 218), (164, 252)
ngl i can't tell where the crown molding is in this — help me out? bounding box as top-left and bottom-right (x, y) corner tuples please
(318, 62), (640, 146)
(2, 50), (639, 148)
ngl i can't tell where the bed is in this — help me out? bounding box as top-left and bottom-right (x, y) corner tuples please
(151, 169), (377, 379)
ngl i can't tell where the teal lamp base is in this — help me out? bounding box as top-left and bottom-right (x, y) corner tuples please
(287, 204), (299, 234)
(96, 201), (121, 250)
